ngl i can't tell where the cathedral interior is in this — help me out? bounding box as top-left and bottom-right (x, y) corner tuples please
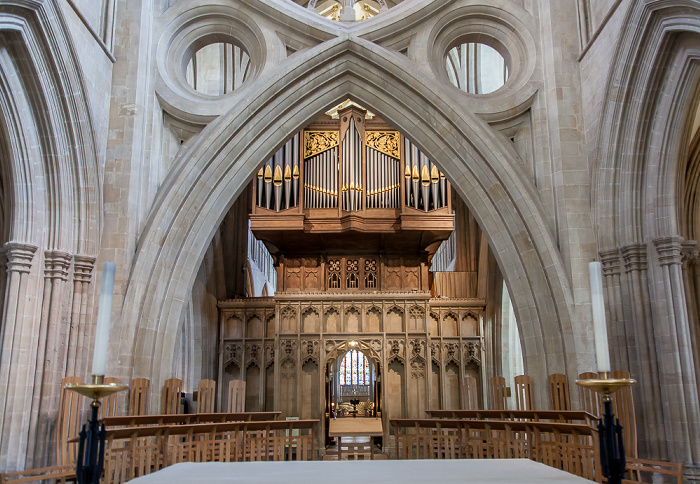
(1, 0), (700, 481)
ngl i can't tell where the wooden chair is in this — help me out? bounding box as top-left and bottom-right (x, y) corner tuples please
(489, 376), (507, 410)
(0, 377), (83, 483)
(196, 379), (216, 413)
(577, 371), (601, 417)
(461, 376), (479, 410)
(513, 375), (534, 411)
(128, 378), (150, 416)
(227, 380), (246, 413)
(162, 378), (183, 415)
(548, 373), (571, 411)
(100, 377), (121, 419)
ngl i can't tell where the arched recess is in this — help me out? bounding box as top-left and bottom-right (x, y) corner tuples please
(118, 36), (576, 412)
(594, 0), (700, 469)
(0, 0), (101, 471)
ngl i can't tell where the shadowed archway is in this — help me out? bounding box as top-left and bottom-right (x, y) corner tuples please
(117, 36), (576, 413)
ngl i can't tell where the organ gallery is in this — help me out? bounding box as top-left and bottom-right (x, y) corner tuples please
(218, 104), (491, 445)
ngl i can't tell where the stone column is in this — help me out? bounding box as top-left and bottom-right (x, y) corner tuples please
(0, 242), (37, 471)
(600, 248), (630, 372)
(27, 250), (73, 467)
(621, 243), (664, 458)
(653, 236), (700, 465)
(66, 255), (96, 378)
(681, 241), (700, 392)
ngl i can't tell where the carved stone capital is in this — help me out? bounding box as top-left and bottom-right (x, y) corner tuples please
(621, 243), (647, 273)
(681, 240), (699, 266)
(3, 242), (38, 273)
(653, 236), (684, 267)
(599, 248), (621, 276)
(44, 250), (73, 281)
(73, 255), (96, 284)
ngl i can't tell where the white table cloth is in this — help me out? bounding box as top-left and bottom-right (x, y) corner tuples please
(126, 459), (594, 483)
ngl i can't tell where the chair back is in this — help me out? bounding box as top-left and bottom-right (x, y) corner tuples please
(462, 376), (479, 410)
(128, 378), (150, 416)
(227, 380), (246, 413)
(57, 376), (83, 467)
(100, 377), (121, 419)
(162, 378), (183, 415)
(514, 374), (534, 411)
(489, 376), (507, 410)
(611, 370), (637, 458)
(548, 373), (571, 411)
(196, 379), (216, 413)
(577, 372), (600, 417)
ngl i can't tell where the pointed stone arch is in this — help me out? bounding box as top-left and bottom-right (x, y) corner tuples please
(594, 1), (700, 468)
(118, 36), (575, 412)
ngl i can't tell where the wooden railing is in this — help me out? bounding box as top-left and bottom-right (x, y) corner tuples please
(391, 418), (601, 482)
(104, 419), (317, 484)
(424, 409), (598, 426)
(102, 411), (281, 428)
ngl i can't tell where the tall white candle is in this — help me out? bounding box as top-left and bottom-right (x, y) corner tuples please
(91, 261), (116, 376)
(589, 261), (611, 373)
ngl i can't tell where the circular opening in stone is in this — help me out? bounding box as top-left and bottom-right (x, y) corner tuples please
(445, 42), (509, 95)
(185, 42), (250, 97)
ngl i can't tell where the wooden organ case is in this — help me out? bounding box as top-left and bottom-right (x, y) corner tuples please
(219, 105), (486, 456)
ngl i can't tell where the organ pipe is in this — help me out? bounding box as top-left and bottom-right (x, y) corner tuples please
(263, 130), (448, 214)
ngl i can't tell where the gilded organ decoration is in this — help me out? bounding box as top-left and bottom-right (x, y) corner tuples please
(304, 131), (339, 159)
(365, 131), (400, 159)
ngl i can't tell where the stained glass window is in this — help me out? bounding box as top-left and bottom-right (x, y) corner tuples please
(339, 350), (370, 386)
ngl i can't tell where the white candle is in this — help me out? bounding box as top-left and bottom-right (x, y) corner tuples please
(589, 261), (611, 373)
(91, 261), (116, 376)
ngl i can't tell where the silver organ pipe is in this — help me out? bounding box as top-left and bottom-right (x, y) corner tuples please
(292, 133), (300, 206)
(256, 133), (300, 211)
(342, 117), (363, 212)
(403, 138), (448, 212)
(303, 144), (339, 209)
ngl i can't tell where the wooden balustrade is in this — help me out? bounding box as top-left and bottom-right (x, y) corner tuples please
(103, 419), (317, 484)
(424, 409), (598, 426)
(102, 411), (281, 428)
(391, 418), (601, 483)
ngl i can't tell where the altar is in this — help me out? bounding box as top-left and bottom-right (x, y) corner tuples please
(126, 459), (595, 483)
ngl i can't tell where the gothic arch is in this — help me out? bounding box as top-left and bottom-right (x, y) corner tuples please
(0, 1), (100, 253)
(594, 0), (700, 468)
(118, 35), (575, 410)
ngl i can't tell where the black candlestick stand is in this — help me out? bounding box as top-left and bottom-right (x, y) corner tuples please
(599, 397), (626, 484)
(76, 401), (106, 484)
(65, 376), (128, 484)
(576, 372), (635, 484)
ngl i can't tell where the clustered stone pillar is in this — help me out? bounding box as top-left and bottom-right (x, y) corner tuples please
(28, 250), (73, 467)
(66, 255), (96, 378)
(653, 236), (700, 466)
(0, 242), (38, 471)
(621, 243), (664, 459)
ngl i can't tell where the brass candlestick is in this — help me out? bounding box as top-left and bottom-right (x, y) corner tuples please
(65, 375), (128, 484)
(576, 371), (636, 484)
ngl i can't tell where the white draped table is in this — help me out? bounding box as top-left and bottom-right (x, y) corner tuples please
(126, 459), (594, 483)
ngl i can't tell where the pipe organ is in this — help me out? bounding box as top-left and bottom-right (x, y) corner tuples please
(225, 104), (489, 457)
(251, 104), (454, 241)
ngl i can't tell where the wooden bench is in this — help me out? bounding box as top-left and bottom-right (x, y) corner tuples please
(103, 419), (317, 483)
(392, 418), (601, 482)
